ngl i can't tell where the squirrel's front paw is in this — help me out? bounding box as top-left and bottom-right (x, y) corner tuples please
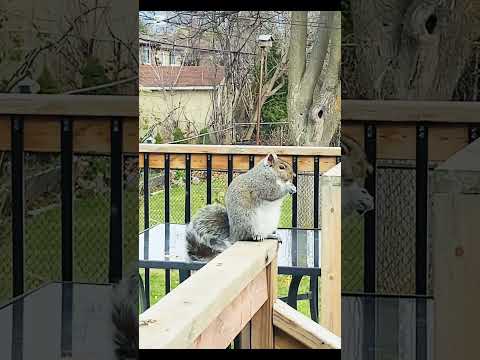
(287, 183), (297, 194)
(253, 234), (265, 241)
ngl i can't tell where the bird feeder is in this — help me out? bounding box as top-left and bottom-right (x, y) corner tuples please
(257, 34), (274, 49)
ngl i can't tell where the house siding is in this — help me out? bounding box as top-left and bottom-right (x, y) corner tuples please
(140, 89), (216, 140)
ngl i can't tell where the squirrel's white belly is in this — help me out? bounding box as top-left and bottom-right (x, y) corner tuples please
(253, 198), (283, 237)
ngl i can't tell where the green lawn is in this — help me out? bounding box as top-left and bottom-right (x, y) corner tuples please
(0, 191), (138, 304)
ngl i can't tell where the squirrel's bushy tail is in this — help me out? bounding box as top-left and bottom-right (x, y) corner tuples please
(186, 204), (230, 261)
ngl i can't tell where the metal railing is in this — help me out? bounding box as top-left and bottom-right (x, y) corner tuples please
(0, 94), (138, 304)
(139, 143), (341, 231)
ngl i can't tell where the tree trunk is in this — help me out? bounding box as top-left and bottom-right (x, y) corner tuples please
(309, 11), (341, 146)
(287, 11), (335, 146)
(286, 12), (339, 228)
(350, 0), (480, 100)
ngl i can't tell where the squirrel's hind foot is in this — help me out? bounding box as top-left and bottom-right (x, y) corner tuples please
(252, 234), (265, 241)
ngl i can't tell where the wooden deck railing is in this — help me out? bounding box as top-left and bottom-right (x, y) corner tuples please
(0, 94), (138, 302)
(0, 94), (138, 154)
(139, 144), (340, 172)
(343, 100), (480, 294)
(343, 99), (479, 161)
(139, 238), (341, 349)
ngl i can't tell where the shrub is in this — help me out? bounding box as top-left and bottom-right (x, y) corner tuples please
(197, 127), (211, 144)
(173, 127), (186, 143)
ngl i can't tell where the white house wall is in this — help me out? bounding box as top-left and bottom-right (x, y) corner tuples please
(140, 89), (215, 139)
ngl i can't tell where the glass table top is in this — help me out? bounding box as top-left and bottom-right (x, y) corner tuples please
(0, 282), (136, 360)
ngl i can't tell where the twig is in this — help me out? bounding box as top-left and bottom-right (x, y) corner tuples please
(63, 76), (138, 94)
(4, 5), (108, 92)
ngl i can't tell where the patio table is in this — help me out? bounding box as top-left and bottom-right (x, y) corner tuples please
(0, 281), (123, 360)
(342, 292), (433, 360)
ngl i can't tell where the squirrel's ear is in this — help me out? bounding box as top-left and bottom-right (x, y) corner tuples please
(266, 153), (276, 166)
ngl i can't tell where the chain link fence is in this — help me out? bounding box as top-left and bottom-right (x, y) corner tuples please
(0, 151), (139, 305)
(24, 153), (62, 291)
(0, 152), (12, 304)
(296, 172), (316, 229)
(148, 168), (165, 227)
(342, 212), (364, 292)
(342, 159), (435, 296)
(376, 161), (417, 294)
(73, 155), (111, 283)
(190, 170), (208, 219)
(140, 166), (320, 229)
(124, 156), (139, 273)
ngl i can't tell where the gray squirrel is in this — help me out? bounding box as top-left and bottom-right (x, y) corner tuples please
(186, 153), (296, 261)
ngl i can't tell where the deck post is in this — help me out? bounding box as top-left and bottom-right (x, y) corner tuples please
(251, 255), (277, 348)
(320, 162), (341, 336)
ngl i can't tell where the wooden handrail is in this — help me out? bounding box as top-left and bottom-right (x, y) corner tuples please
(273, 299), (341, 349)
(343, 99), (480, 123)
(0, 94), (138, 117)
(138, 144), (340, 173)
(139, 240), (279, 349)
(140, 144), (340, 156)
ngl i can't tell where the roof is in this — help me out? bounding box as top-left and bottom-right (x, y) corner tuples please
(139, 65), (225, 88)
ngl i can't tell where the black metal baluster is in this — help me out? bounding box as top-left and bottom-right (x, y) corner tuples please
(468, 125), (479, 143)
(61, 119), (73, 282)
(313, 156), (320, 229)
(249, 154), (255, 169)
(164, 154), (170, 223)
(416, 124), (428, 360)
(206, 154), (212, 205)
(143, 153), (150, 308)
(11, 300), (23, 360)
(227, 154), (233, 185)
(416, 124), (428, 296)
(144, 153), (150, 230)
(185, 154), (191, 223)
(364, 124), (376, 292)
(164, 154), (171, 293)
(109, 118), (123, 283)
(292, 156), (298, 228)
(61, 283), (73, 358)
(11, 116), (24, 297)
(364, 123), (376, 360)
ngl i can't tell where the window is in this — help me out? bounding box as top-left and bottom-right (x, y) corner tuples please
(141, 46), (151, 65)
(163, 51), (169, 65)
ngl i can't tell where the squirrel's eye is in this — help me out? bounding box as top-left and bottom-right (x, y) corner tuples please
(279, 165), (285, 170)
